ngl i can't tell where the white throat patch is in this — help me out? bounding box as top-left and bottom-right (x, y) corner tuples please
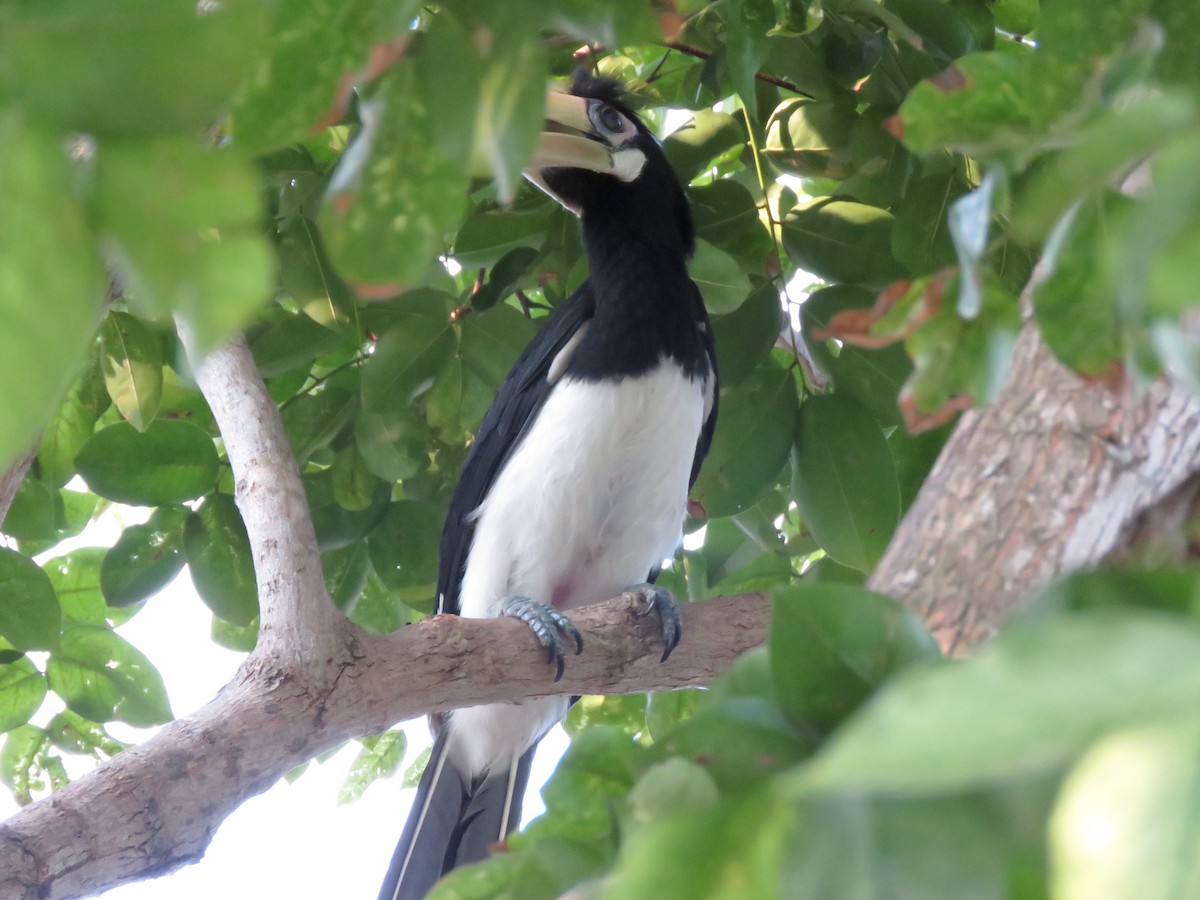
(611, 147), (647, 182)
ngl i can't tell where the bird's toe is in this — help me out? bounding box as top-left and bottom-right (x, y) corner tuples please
(627, 583), (681, 662)
(499, 595), (584, 682)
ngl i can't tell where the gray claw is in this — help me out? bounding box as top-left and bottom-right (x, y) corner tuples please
(499, 595), (583, 682)
(628, 583), (681, 662)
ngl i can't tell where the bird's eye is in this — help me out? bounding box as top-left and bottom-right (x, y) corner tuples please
(589, 102), (627, 137)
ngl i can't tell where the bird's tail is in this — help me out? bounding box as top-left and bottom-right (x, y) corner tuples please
(378, 729), (535, 900)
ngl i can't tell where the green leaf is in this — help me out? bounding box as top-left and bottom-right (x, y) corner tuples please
(276, 215), (358, 326)
(470, 247), (539, 312)
(1015, 94), (1196, 242)
(799, 612), (1200, 795)
(628, 758), (720, 823)
(891, 171), (967, 276)
(1111, 134), (1200, 322)
(0, 656), (47, 734)
(470, 37), (547, 204)
(75, 420), (218, 506)
(711, 281), (783, 388)
(352, 570), (424, 634)
(1033, 196), (1124, 376)
(2, 477), (57, 542)
(100, 507), (189, 608)
(690, 239), (754, 314)
(354, 407), (428, 482)
(722, 0), (775, 117)
(249, 311), (342, 378)
(791, 394), (901, 572)
(99, 311), (163, 431)
(331, 445), (382, 512)
(802, 285), (911, 427)
(1, 724), (47, 805)
(992, 0), (1038, 34)
(231, 0), (419, 152)
(886, 0), (984, 61)
(94, 138), (272, 349)
(664, 111), (744, 182)
(46, 625), (172, 727)
(338, 730), (407, 804)
(606, 791), (795, 899)
(45, 548), (139, 628)
(693, 360), (799, 518)
(0, 0), (269, 137)
(0, 112), (107, 470)
(367, 501), (441, 607)
(458, 303), (538, 392)
(1030, 0), (1151, 122)
(281, 387), (357, 464)
(36, 354), (111, 489)
(322, 541), (370, 612)
(360, 296), (454, 411)
(1051, 719), (1200, 900)
(0, 548), (61, 652)
(211, 616), (259, 653)
(782, 198), (905, 287)
(305, 470), (390, 551)
(897, 51), (1034, 158)
(769, 585), (939, 737)
(566, 694), (647, 739)
(764, 99), (858, 178)
(453, 209), (552, 270)
(789, 782), (1055, 900)
(690, 179), (760, 246)
(320, 66), (470, 291)
(184, 495), (259, 626)
(645, 690), (704, 742)
(45, 709), (127, 758)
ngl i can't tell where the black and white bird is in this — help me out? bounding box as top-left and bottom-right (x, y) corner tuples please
(378, 71), (718, 900)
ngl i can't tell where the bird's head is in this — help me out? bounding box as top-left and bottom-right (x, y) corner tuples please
(525, 71), (695, 259)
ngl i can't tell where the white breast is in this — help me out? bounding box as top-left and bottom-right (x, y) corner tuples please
(447, 361), (706, 774)
(459, 361), (705, 619)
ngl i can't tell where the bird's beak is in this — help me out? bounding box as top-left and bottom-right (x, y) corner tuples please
(525, 89), (617, 177)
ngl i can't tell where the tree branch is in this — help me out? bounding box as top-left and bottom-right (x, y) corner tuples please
(0, 591), (767, 900)
(869, 318), (1200, 655)
(175, 319), (347, 670)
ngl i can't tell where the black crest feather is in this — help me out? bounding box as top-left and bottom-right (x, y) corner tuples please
(569, 69), (625, 104)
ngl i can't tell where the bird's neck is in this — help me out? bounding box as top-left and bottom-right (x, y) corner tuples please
(570, 211), (707, 382)
(579, 213), (691, 324)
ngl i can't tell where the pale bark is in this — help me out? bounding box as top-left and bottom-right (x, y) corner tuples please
(869, 321), (1200, 655)
(175, 320), (346, 671)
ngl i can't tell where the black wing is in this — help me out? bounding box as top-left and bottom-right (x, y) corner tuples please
(437, 286), (596, 615)
(688, 279), (718, 490)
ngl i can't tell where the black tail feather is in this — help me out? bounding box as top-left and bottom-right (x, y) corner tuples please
(378, 732), (536, 900)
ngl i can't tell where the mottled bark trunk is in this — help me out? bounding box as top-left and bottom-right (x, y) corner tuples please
(869, 322), (1200, 654)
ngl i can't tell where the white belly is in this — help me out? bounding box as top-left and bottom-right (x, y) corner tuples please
(448, 362), (705, 774)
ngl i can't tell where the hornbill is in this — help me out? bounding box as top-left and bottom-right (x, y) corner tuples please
(378, 71), (718, 900)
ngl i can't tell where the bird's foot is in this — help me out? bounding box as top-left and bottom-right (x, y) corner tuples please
(499, 595), (584, 682)
(626, 583), (681, 663)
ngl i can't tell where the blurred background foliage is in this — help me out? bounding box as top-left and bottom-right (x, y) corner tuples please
(3, 0), (1200, 896)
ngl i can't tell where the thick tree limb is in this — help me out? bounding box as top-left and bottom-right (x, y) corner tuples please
(0, 592), (767, 900)
(176, 319), (346, 671)
(869, 320), (1200, 655)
